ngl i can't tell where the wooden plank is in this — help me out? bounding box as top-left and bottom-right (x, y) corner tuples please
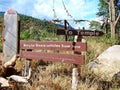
(57, 29), (104, 36)
(20, 40), (87, 52)
(20, 51), (85, 65)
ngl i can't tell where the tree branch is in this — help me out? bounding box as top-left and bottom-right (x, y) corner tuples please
(103, 0), (109, 4)
(115, 14), (120, 26)
(3, 55), (17, 68)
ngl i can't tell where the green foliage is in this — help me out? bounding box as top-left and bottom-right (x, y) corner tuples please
(97, 0), (109, 17)
(20, 29), (65, 41)
(0, 35), (2, 52)
(89, 20), (102, 31)
(0, 43), (2, 52)
(18, 14), (65, 41)
(19, 14), (58, 34)
(97, 0), (120, 39)
(97, 0), (119, 17)
(0, 14), (4, 24)
(20, 29), (47, 40)
(0, 22), (3, 52)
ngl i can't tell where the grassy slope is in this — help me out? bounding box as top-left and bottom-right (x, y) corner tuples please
(19, 14), (65, 41)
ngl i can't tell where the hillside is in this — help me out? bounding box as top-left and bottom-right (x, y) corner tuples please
(0, 13), (64, 48)
(19, 14), (57, 32)
(0, 13), (57, 31)
(19, 14), (62, 40)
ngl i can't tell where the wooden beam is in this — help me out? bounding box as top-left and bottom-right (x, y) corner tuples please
(20, 40), (87, 52)
(57, 29), (104, 36)
(20, 51), (85, 65)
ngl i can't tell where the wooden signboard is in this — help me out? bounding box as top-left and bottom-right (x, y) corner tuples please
(20, 40), (86, 52)
(57, 29), (104, 36)
(20, 51), (84, 64)
(20, 40), (87, 64)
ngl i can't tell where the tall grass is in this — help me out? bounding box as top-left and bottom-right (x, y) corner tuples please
(85, 34), (119, 63)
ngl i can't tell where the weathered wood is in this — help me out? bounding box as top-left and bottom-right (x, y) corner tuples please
(64, 20), (68, 41)
(20, 40), (87, 52)
(72, 68), (79, 90)
(20, 51), (85, 64)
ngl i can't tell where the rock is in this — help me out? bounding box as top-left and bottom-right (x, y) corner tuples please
(88, 45), (120, 81)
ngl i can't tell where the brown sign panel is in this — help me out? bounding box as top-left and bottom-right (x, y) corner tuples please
(57, 29), (104, 36)
(20, 40), (87, 52)
(20, 51), (84, 65)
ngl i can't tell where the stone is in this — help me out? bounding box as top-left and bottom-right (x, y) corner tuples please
(88, 45), (120, 81)
(3, 9), (19, 63)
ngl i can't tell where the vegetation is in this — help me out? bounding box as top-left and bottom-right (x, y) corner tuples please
(97, 0), (120, 38)
(0, 14), (65, 51)
(15, 34), (120, 90)
(0, 14), (3, 52)
(89, 20), (102, 31)
(0, 12), (120, 90)
(19, 14), (66, 41)
(16, 14), (120, 90)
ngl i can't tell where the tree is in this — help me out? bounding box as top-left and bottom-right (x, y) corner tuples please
(108, 0), (120, 38)
(98, 0), (120, 38)
(97, 0), (109, 17)
(89, 20), (102, 31)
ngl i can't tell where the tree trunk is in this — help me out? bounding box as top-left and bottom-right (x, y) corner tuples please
(109, 0), (116, 38)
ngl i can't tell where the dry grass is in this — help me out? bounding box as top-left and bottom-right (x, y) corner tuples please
(13, 59), (120, 90)
(12, 37), (120, 90)
(1, 36), (120, 90)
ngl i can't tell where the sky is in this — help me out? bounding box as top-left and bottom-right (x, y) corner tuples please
(0, 0), (100, 28)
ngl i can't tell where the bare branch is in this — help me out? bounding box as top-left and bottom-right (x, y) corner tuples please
(115, 14), (120, 26)
(103, 0), (109, 4)
(7, 67), (32, 83)
(3, 55), (17, 68)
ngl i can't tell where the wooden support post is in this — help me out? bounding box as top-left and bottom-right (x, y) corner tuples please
(64, 20), (68, 41)
(72, 36), (86, 90)
(81, 39), (86, 64)
(24, 60), (30, 76)
(24, 49), (31, 76)
(72, 68), (79, 90)
(72, 35), (79, 90)
(17, 19), (20, 54)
